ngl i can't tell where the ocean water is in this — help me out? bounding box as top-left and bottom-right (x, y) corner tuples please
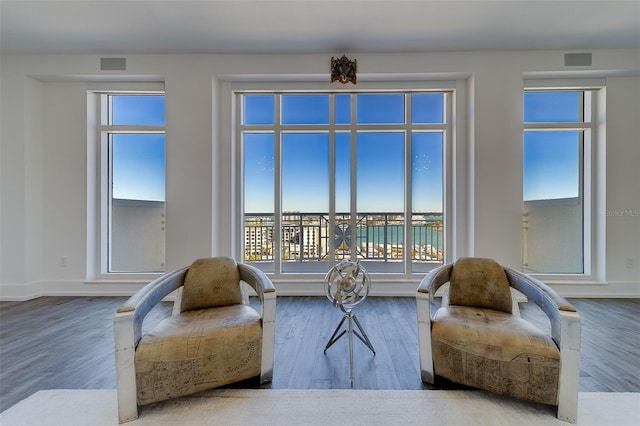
(356, 224), (443, 251)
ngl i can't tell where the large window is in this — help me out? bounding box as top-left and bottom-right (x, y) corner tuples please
(98, 93), (166, 273)
(523, 89), (595, 274)
(239, 91), (450, 275)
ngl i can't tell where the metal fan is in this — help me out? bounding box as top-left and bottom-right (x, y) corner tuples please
(323, 260), (375, 384)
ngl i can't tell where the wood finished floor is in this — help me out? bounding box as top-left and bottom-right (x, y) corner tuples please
(1, 296), (639, 412)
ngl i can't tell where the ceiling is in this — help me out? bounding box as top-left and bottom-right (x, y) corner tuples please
(1, 1), (639, 55)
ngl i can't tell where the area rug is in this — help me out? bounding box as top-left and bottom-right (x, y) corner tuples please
(1, 389), (638, 426)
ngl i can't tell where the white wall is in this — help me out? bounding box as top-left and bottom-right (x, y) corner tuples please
(605, 75), (640, 285)
(1, 50), (639, 300)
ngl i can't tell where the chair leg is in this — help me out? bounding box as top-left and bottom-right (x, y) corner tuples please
(557, 400), (578, 424)
(114, 312), (139, 423)
(115, 346), (138, 423)
(116, 388), (138, 424)
(416, 292), (435, 383)
(557, 375), (579, 424)
(557, 311), (581, 423)
(260, 292), (276, 384)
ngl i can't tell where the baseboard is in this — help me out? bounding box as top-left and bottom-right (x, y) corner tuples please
(544, 281), (640, 298)
(0, 280), (154, 301)
(0, 281), (45, 301)
(1, 279), (638, 301)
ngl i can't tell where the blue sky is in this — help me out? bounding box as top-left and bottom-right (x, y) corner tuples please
(243, 93), (445, 213)
(523, 91), (581, 201)
(111, 95), (165, 202)
(112, 91), (581, 207)
(112, 133), (165, 201)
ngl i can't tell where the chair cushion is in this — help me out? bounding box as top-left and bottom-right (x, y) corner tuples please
(180, 257), (243, 312)
(431, 305), (560, 405)
(135, 304), (262, 405)
(449, 257), (512, 314)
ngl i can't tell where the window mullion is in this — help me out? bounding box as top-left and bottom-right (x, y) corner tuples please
(329, 94), (336, 263)
(107, 95), (113, 125)
(405, 93), (412, 273)
(350, 94), (358, 261)
(107, 132), (114, 273)
(444, 91), (453, 264)
(583, 89), (596, 276)
(100, 125), (165, 133)
(102, 131), (111, 275)
(274, 94), (282, 275)
(524, 123), (589, 131)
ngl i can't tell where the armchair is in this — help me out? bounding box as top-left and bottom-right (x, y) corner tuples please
(114, 257), (276, 423)
(416, 257), (581, 423)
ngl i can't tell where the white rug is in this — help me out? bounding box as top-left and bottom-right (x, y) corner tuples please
(1, 389), (638, 426)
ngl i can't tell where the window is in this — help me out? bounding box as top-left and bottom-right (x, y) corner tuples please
(98, 93), (166, 273)
(239, 91), (450, 275)
(523, 89), (596, 274)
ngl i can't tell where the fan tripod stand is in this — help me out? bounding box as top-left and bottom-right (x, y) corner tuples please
(324, 308), (376, 381)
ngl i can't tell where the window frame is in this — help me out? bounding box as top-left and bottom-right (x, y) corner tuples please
(522, 79), (605, 281)
(234, 83), (455, 280)
(87, 84), (166, 280)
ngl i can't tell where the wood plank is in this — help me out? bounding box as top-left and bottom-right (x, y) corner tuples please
(1, 296), (638, 412)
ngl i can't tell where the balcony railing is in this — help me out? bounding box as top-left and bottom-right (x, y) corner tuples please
(244, 212), (443, 264)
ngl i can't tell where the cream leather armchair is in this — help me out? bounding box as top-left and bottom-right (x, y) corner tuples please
(114, 257), (276, 423)
(417, 257), (581, 423)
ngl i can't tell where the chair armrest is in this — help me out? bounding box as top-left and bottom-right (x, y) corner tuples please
(416, 263), (452, 383)
(116, 266), (188, 346)
(417, 263), (453, 307)
(113, 266), (188, 421)
(238, 263), (276, 384)
(504, 268), (581, 422)
(238, 263), (276, 302)
(504, 268), (579, 346)
(238, 263), (276, 325)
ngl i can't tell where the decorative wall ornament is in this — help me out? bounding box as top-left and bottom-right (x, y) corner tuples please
(331, 55), (357, 84)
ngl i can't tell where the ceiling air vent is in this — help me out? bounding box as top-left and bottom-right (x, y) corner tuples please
(100, 57), (127, 71)
(564, 53), (592, 67)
